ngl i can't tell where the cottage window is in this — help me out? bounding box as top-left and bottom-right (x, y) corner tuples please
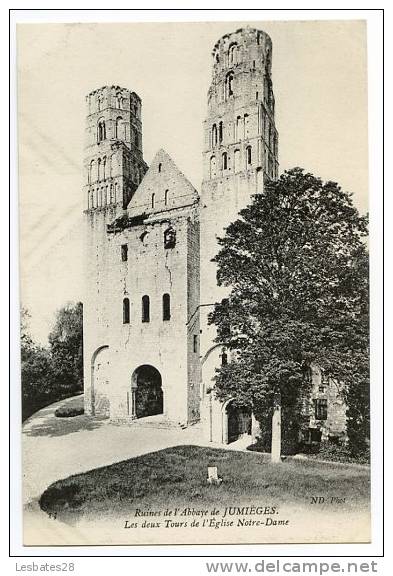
(314, 398), (328, 420)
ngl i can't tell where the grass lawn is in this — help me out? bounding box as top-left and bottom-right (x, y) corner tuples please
(39, 445), (370, 522)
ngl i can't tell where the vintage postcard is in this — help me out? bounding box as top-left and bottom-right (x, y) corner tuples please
(18, 19), (371, 546)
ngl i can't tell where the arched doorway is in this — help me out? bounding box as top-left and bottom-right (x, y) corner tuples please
(91, 346), (110, 417)
(132, 365), (163, 418)
(224, 400), (252, 444)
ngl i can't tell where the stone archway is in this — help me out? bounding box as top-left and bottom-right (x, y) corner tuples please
(91, 345), (110, 417)
(223, 399), (252, 444)
(131, 365), (163, 419)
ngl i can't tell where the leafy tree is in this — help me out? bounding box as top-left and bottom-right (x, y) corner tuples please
(20, 307), (53, 420)
(210, 168), (369, 460)
(48, 302), (84, 395)
(21, 302), (84, 421)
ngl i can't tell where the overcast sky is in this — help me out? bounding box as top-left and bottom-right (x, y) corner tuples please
(17, 19), (368, 343)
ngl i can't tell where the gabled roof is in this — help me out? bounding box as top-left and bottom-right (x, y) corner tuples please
(127, 149), (198, 217)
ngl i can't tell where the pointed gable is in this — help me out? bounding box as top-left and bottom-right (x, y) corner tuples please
(127, 149), (199, 217)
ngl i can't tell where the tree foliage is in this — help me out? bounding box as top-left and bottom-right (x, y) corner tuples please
(48, 302), (84, 394)
(210, 168), (369, 455)
(21, 302), (83, 421)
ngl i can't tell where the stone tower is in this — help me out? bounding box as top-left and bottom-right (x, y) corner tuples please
(84, 85), (147, 212)
(199, 28), (279, 440)
(83, 86), (148, 416)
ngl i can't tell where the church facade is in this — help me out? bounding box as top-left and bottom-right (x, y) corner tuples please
(83, 27), (346, 445)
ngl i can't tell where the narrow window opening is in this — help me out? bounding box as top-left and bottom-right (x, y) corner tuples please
(193, 335), (198, 353)
(218, 121), (223, 144)
(247, 146), (252, 165)
(164, 189), (169, 206)
(115, 117), (122, 139)
(158, 163), (162, 173)
(121, 244), (128, 261)
(163, 293), (171, 321)
(222, 152), (228, 170)
(98, 120), (106, 143)
(123, 298), (130, 324)
(142, 295), (150, 323)
(212, 124), (217, 147)
(151, 193), (155, 209)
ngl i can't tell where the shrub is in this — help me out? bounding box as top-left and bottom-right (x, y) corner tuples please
(54, 395), (84, 418)
(40, 483), (84, 513)
(55, 406), (84, 418)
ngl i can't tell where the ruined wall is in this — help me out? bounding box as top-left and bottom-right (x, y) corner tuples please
(186, 215), (201, 423)
(306, 365), (347, 441)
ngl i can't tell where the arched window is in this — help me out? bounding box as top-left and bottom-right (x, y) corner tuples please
(97, 119), (106, 142)
(218, 121), (223, 144)
(162, 293), (171, 321)
(221, 350), (228, 366)
(236, 116), (242, 140)
(123, 298), (130, 324)
(226, 72), (234, 98)
(109, 184), (114, 204)
(116, 94), (122, 109)
(89, 159), (95, 183)
(142, 295), (150, 323)
(164, 227), (176, 249)
(151, 193), (155, 209)
(115, 117), (122, 139)
(222, 152), (228, 170)
(234, 149), (241, 173)
(102, 156), (107, 180)
(97, 158), (101, 181)
(164, 189), (169, 206)
(210, 155), (217, 178)
(246, 146), (252, 166)
(244, 113), (249, 138)
(229, 43), (238, 65)
(212, 124), (217, 147)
